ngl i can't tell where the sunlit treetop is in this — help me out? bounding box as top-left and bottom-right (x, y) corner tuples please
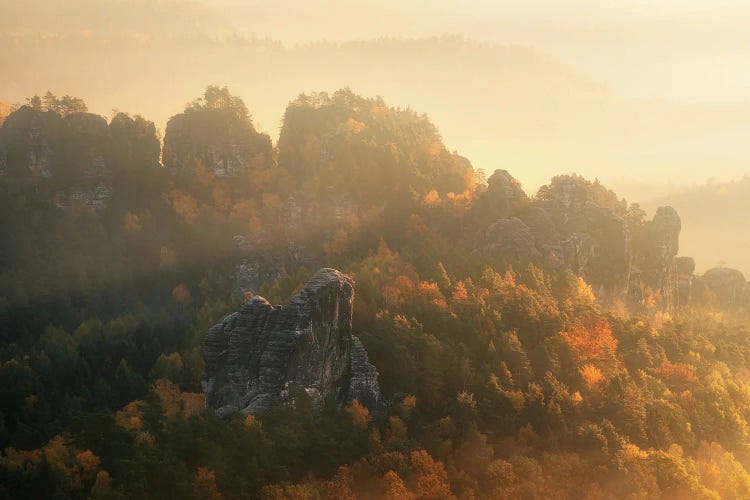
(184, 85), (251, 122)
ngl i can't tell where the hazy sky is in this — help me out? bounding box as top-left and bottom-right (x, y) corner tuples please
(207, 0), (750, 102)
(2, 0), (750, 199)
(205, 0), (750, 197)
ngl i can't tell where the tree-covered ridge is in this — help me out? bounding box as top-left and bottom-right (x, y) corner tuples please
(163, 86), (273, 178)
(24, 92), (88, 117)
(1, 87), (750, 498)
(278, 88), (473, 207)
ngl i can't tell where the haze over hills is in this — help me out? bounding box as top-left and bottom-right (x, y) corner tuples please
(0, 0), (750, 195)
(3, 32), (750, 195)
(5, 1), (750, 496)
(3, 81), (750, 498)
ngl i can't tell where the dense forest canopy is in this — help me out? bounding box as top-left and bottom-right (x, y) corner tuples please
(1, 87), (750, 499)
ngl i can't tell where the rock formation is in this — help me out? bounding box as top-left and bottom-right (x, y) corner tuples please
(702, 267), (747, 309)
(483, 169), (529, 216)
(556, 201), (631, 299)
(476, 172), (631, 298)
(203, 268), (383, 417)
(0, 106), (60, 179)
(162, 102), (272, 177)
(0, 106), (160, 209)
(633, 206), (682, 311)
(473, 171), (683, 309)
(675, 256), (696, 309)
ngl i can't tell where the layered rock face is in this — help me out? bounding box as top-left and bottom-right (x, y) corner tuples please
(54, 113), (112, 208)
(556, 201), (631, 299)
(203, 268), (383, 416)
(0, 106), (60, 179)
(475, 171), (682, 308)
(0, 107), (159, 209)
(633, 206), (682, 311)
(675, 256), (696, 309)
(477, 172), (632, 298)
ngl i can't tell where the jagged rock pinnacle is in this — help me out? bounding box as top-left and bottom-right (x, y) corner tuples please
(202, 268), (383, 417)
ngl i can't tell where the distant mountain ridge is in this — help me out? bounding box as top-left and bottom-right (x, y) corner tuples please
(3, 32), (748, 192)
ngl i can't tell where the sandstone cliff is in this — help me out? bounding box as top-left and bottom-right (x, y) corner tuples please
(475, 171), (682, 309)
(162, 100), (272, 177)
(0, 106), (160, 209)
(203, 268), (383, 416)
(675, 256), (696, 309)
(632, 206), (682, 312)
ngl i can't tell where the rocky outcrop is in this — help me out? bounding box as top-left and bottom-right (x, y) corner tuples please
(0, 106), (61, 179)
(0, 106), (160, 209)
(347, 336), (382, 410)
(203, 268), (383, 416)
(162, 105), (272, 177)
(675, 256), (696, 309)
(633, 207), (682, 312)
(483, 169), (528, 216)
(473, 173), (632, 298)
(525, 176), (633, 298)
(557, 201), (631, 298)
(53, 113), (112, 208)
(518, 206), (565, 267)
(472, 172), (684, 309)
(702, 267), (747, 309)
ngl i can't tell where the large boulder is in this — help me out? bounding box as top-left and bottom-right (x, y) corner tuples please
(202, 268), (383, 416)
(702, 267), (747, 309)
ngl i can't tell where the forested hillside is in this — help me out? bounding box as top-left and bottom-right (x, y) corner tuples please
(2, 88), (750, 499)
